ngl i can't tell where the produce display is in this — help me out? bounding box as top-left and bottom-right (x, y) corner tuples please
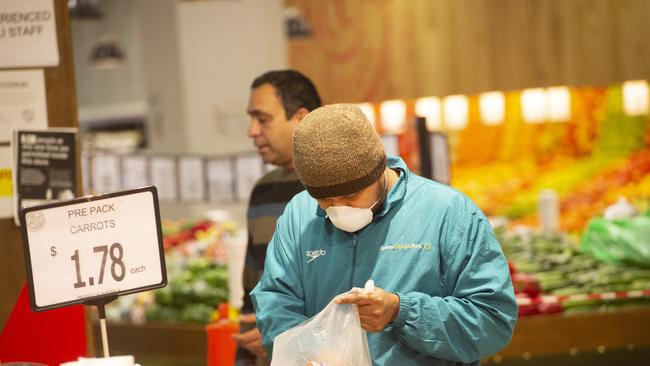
(449, 84), (649, 234)
(498, 225), (650, 316)
(106, 219), (236, 324)
(147, 256), (228, 323)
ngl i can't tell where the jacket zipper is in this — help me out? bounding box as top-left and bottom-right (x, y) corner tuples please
(350, 233), (359, 289)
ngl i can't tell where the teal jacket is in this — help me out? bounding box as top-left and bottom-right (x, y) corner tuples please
(251, 156), (517, 365)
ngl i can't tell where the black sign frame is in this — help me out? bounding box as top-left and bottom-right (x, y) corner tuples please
(20, 185), (167, 312)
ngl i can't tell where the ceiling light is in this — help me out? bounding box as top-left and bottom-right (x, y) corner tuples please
(90, 34), (125, 69)
(356, 103), (376, 127)
(443, 95), (469, 130)
(479, 91), (505, 126)
(521, 88), (547, 124)
(380, 100), (407, 133)
(623, 80), (649, 116)
(547, 86), (571, 122)
(415, 97), (442, 131)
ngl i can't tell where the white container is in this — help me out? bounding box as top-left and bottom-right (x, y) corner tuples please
(539, 189), (558, 233)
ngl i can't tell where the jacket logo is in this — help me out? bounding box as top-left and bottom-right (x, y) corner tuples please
(380, 243), (432, 251)
(306, 249), (326, 263)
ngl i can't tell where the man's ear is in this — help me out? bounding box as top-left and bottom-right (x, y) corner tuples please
(291, 107), (310, 122)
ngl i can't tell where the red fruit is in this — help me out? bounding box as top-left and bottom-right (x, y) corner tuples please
(516, 294), (539, 316)
(537, 299), (563, 315)
(512, 272), (542, 298)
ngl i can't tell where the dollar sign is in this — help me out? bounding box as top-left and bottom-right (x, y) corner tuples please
(50, 246), (57, 257)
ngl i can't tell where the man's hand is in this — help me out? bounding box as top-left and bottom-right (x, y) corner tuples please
(231, 313), (267, 358)
(335, 286), (400, 332)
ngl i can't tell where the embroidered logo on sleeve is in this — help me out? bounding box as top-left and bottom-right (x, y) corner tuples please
(306, 249), (326, 263)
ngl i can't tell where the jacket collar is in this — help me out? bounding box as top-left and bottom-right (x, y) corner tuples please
(314, 155), (410, 218)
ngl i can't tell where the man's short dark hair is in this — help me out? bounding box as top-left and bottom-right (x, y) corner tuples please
(251, 70), (322, 119)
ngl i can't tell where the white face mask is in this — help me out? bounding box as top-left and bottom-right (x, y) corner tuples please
(325, 173), (387, 233)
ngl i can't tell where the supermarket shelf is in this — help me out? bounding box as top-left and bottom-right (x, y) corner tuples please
(94, 306), (650, 365)
(493, 306), (650, 360)
(92, 320), (206, 366)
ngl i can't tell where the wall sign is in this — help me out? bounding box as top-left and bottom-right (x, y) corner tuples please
(90, 154), (120, 195)
(207, 158), (234, 202)
(179, 156), (205, 202)
(13, 128), (77, 225)
(234, 154), (263, 202)
(150, 156), (177, 202)
(0, 0), (60, 68)
(0, 70), (48, 143)
(0, 146), (12, 218)
(21, 186), (167, 311)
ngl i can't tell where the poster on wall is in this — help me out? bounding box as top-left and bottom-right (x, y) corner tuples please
(12, 128), (77, 225)
(0, 69), (48, 143)
(150, 156), (177, 202)
(0, 146), (12, 218)
(90, 154), (121, 195)
(122, 155), (148, 190)
(179, 156), (205, 202)
(207, 158), (234, 202)
(0, 0), (60, 68)
(235, 154), (263, 202)
(80, 152), (90, 195)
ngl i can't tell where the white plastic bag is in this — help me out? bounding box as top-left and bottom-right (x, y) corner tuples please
(270, 284), (373, 366)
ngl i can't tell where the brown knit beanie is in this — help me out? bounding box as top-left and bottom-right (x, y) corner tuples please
(293, 103), (386, 199)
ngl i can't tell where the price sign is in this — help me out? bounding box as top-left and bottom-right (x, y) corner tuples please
(20, 186), (166, 311)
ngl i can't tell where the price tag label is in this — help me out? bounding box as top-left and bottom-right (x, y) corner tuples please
(20, 186), (166, 311)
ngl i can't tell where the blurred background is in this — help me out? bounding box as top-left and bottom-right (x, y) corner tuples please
(1, 0), (649, 365)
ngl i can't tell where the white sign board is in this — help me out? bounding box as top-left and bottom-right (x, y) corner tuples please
(21, 186), (166, 311)
(121, 155), (148, 189)
(150, 157), (177, 202)
(0, 69), (48, 143)
(207, 158), (233, 202)
(179, 156), (205, 202)
(235, 155), (263, 202)
(0, 0), (60, 68)
(90, 154), (121, 194)
(0, 146), (12, 218)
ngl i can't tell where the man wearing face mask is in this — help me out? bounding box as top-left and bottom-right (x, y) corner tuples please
(251, 104), (517, 365)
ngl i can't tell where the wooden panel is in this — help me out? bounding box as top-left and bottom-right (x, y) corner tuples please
(453, 0), (492, 94)
(617, 0), (650, 80)
(92, 321), (206, 364)
(487, 0), (531, 92)
(528, 0), (558, 87)
(289, 0), (650, 101)
(556, 0), (581, 86)
(381, 0), (418, 100)
(0, 0), (79, 331)
(496, 307), (650, 359)
(413, 0), (454, 96)
(579, 0), (617, 86)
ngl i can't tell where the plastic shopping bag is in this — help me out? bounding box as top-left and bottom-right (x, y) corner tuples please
(270, 284), (373, 366)
(581, 211), (650, 267)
